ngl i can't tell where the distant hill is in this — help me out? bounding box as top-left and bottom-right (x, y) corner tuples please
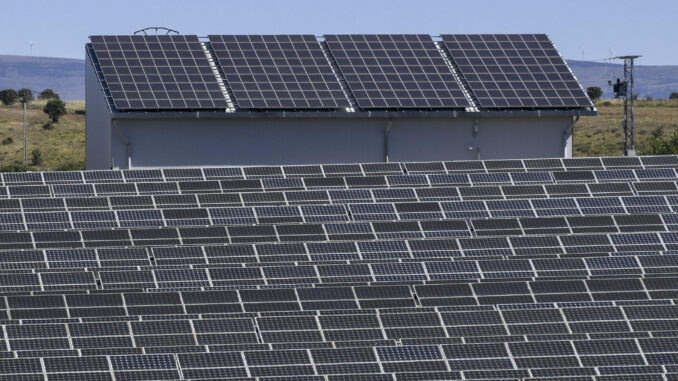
(0, 55), (84, 101)
(1, 54), (677, 101)
(567, 59), (678, 99)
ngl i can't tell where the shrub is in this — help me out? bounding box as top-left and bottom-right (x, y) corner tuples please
(38, 89), (60, 100)
(43, 122), (55, 130)
(642, 138), (673, 155)
(43, 99), (67, 123)
(586, 86), (603, 101)
(0, 89), (18, 105)
(640, 126), (678, 155)
(0, 162), (29, 172)
(670, 92), (678, 100)
(30, 149), (43, 166)
(1, 137), (12, 145)
(55, 162), (85, 171)
(651, 127), (664, 139)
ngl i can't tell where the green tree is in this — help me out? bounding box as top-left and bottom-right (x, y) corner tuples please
(17, 88), (34, 104)
(31, 149), (43, 166)
(38, 89), (60, 100)
(586, 86), (603, 101)
(670, 92), (678, 100)
(43, 99), (67, 123)
(0, 89), (18, 105)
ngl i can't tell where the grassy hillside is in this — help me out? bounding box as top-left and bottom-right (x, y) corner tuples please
(575, 99), (678, 156)
(1, 99), (678, 171)
(0, 101), (85, 170)
(567, 60), (678, 100)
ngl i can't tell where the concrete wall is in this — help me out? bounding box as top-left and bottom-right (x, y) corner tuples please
(102, 116), (573, 169)
(85, 55), (112, 169)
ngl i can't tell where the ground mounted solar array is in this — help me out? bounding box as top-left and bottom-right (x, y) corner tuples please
(88, 34), (592, 111)
(2, 156), (678, 380)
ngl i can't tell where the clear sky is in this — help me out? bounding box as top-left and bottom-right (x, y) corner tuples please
(1, 0), (676, 65)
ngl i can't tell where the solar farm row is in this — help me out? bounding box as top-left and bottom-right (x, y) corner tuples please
(4, 158), (678, 380)
(2, 155), (676, 185)
(3, 343), (678, 380)
(2, 177), (678, 202)
(1, 201), (677, 231)
(2, 243), (677, 269)
(2, 192), (678, 216)
(2, 224), (678, 249)
(1, 261), (677, 292)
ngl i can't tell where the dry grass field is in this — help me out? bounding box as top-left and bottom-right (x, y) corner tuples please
(0, 100), (85, 170)
(575, 99), (678, 156)
(1, 99), (677, 170)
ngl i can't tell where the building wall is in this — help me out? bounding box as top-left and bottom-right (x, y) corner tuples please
(103, 116), (573, 169)
(388, 116), (573, 162)
(85, 56), (112, 169)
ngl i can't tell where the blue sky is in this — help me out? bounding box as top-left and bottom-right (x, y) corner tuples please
(1, 0), (676, 65)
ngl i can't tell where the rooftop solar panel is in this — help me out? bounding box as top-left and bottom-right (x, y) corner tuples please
(208, 35), (351, 109)
(90, 35), (228, 110)
(441, 34), (592, 109)
(325, 34), (470, 109)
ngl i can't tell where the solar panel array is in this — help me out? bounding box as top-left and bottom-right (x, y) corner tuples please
(2, 155), (678, 380)
(89, 34), (591, 111)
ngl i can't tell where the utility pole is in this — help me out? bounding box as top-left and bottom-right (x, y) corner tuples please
(610, 55), (641, 156)
(18, 90), (40, 165)
(23, 100), (27, 165)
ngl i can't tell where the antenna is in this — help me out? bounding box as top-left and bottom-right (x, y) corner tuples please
(607, 55), (641, 156)
(133, 27), (180, 35)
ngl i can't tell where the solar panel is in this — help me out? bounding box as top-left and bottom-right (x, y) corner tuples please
(208, 34), (350, 109)
(325, 34), (470, 109)
(441, 34), (592, 108)
(90, 35), (228, 110)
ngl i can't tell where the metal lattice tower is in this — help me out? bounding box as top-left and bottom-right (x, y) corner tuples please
(612, 55), (641, 156)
